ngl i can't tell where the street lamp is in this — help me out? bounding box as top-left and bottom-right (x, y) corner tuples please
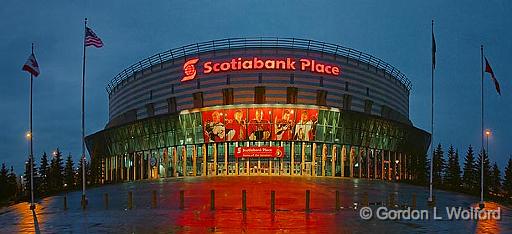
(485, 129), (491, 154)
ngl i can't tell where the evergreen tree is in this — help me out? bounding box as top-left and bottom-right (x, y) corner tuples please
(462, 145), (477, 193)
(445, 146), (461, 191)
(76, 158), (90, 189)
(38, 152), (49, 195)
(476, 150), (491, 195)
(49, 149), (64, 193)
(503, 157), (512, 198)
(7, 166), (18, 201)
(413, 154), (429, 185)
(23, 156), (37, 199)
(432, 144), (445, 187)
(489, 162), (502, 194)
(64, 154), (75, 190)
(0, 163), (8, 200)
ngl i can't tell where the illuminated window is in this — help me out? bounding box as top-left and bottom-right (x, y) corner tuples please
(168, 97), (177, 113)
(146, 103), (155, 117)
(255, 86), (265, 104)
(343, 94), (352, 110)
(193, 92), (203, 108)
(316, 90), (327, 106)
(287, 87), (298, 104)
(223, 88), (234, 105)
(364, 100), (373, 114)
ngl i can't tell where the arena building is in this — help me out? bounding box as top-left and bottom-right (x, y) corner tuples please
(85, 37), (430, 182)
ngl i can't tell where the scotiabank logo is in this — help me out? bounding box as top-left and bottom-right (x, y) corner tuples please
(181, 58), (199, 82)
(181, 57), (341, 82)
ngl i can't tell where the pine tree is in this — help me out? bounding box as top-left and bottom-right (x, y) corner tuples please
(445, 146), (461, 191)
(76, 158), (90, 189)
(462, 145), (477, 193)
(23, 156), (37, 199)
(476, 150), (491, 195)
(7, 166), (18, 201)
(38, 152), (49, 195)
(489, 162), (502, 195)
(432, 144), (445, 187)
(413, 154), (429, 185)
(64, 154), (75, 190)
(503, 157), (512, 198)
(49, 149), (64, 194)
(0, 163), (8, 200)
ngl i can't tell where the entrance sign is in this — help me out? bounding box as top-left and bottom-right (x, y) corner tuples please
(234, 146), (285, 158)
(182, 57), (341, 82)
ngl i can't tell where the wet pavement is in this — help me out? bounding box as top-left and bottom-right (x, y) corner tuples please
(0, 176), (511, 233)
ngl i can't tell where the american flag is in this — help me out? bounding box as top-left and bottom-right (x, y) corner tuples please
(85, 27), (103, 48)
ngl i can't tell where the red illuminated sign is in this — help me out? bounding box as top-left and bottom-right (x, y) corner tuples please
(234, 146), (285, 158)
(181, 58), (199, 82)
(181, 57), (341, 82)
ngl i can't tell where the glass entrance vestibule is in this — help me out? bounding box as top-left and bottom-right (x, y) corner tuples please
(102, 141), (412, 182)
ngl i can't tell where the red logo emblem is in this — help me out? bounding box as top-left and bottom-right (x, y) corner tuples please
(181, 58), (199, 82)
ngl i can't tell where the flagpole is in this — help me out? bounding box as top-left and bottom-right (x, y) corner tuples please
(29, 43), (35, 210)
(479, 45), (485, 209)
(81, 18), (88, 209)
(428, 19), (435, 204)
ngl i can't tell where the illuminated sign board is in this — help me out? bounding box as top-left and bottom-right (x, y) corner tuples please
(234, 146), (285, 158)
(181, 57), (341, 82)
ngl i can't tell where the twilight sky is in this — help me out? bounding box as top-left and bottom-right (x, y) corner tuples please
(0, 0), (510, 173)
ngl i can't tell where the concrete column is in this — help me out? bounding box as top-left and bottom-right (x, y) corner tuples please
(291, 142), (295, 176)
(202, 144), (207, 176)
(322, 144), (327, 177)
(331, 145), (336, 177)
(182, 146), (187, 177)
(366, 149), (370, 179)
(312, 143), (316, 177)
(134, 153), (137, 180)
(349, 146), (355, 178)
(140, 152), (144, 180)
(163, 149), (168, 178)
(381, 150), (385, 180)
(358, 148), (363, 178)
(172, 147), (177, 177)
(192, 145), (197, 176)
(213, 143), (217, 176)
(373, 150), (377, 179)
(224, 142), (228, 176)
(301, 143), (306, 176)
(235, 142), (239, 175)
(341, 145), (346, 177)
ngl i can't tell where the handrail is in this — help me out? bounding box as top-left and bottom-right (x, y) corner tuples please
(106, 37), (412, 95)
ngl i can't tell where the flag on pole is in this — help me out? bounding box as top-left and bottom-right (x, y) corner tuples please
(432, 31), (436, 69)
(22, 53), (40, 77)
(484, 57), (501, 95)
(85, 27), (104, 48)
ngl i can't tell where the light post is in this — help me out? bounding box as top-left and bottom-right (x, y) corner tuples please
(485, 130), (491, 155)
(480, 129), (491, 209)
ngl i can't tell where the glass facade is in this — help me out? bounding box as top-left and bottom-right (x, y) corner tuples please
(87, 104), (430, 183)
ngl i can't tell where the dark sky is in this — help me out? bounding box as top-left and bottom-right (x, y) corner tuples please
(1, 0), (511, 174)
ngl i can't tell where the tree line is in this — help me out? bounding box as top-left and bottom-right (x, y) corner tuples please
(1, 144), (512, 204)
(409, 144), (512, 202)
(0, 148), (103, 204)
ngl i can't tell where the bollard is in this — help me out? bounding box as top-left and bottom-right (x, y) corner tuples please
(104, 193), (109, 209)
(63, 193), (68, 210)
(388, 192), (395, 208)
(128, 191), (133, 209)
(242, 190), (247, 212)
(271, 190), (276, 212)
(362, 192), (369, 207)
(411, 193), (417, 209)
(81, 194), (87, 210)
(179, 190), (184, 209)
(335, 190), (340, 211)
(305, 190), (311, 213)
(151, 190), (157, 208)
(210, 190), (215, 211)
